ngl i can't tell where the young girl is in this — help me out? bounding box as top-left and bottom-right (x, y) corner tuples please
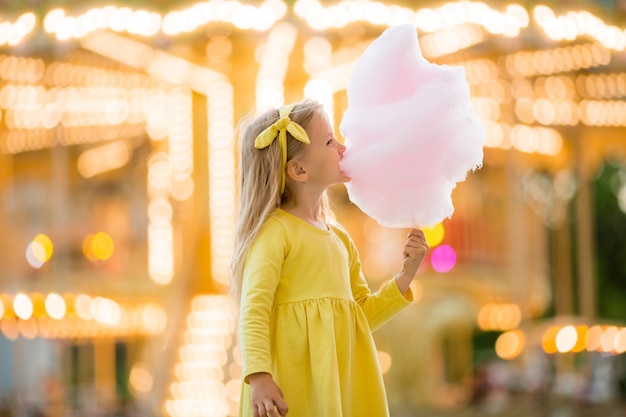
(230, 99), (429, 417)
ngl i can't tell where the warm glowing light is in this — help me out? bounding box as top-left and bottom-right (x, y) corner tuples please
(377, 350), (392, 374)
(533, 5), (626, 51)
(295, 1), (528, 34)
(504, 43), (610, 78)
(92, 297), (121, 326)
(255, 23), (297, 111)
(83, 232), (115, 261)
(542, 326), (559, 354)
(208, 81), (236, 287)
(423, 223), (445, 247)
(495, 330), (525, 360)
(430, 244), (456, 273)
(26, 233), (54, 268)
(409, 280), (423, 303)
(45, 293), (66, 320)
(31, 293), (46, 318)
(13, 293), (33, 320)
(477, 303), (522, 331)
(77, 141), (131, 178)
(165, 295), (236, 415)
(615, 328), (626, 354)
(19, 318), (38, 339)
(555, 325), (577, 353)
(420, 25), (486, 58)
(140, 303), (167, 334)
(1, 318), (19, 340)
(600, 326), (619, 353)
(75, 294), (94, 320)
(585, 325), (603, 351)
(130, 363), (154, 394)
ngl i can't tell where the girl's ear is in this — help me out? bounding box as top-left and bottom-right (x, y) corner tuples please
(286, 159), (308, 183)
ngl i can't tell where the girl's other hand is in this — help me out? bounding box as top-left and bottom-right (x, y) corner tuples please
(396, 229), (429, 294)
(402, 228), (429, 274)
(248, 372), (289, 417)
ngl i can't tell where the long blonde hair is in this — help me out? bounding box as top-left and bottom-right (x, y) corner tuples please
(230, 99), (330, 302)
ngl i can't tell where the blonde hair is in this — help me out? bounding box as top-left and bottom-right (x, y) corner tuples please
(230, 99), (330, 302)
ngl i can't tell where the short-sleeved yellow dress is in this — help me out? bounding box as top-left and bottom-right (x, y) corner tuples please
(238, 209), (413, 417)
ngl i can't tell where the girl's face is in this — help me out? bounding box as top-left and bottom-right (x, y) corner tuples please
(300, 111), (349, 188)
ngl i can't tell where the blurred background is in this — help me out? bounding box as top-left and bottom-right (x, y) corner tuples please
(1, 0), (626, 416)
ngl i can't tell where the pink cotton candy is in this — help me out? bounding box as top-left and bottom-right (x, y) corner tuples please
(339, 24), (484, 228)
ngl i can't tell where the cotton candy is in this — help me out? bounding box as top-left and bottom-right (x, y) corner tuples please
(339, 24), (484, 228)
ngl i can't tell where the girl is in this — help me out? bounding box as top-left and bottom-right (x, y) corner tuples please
(231, 99), (429, 417)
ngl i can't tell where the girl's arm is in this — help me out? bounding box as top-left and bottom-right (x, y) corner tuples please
(239, 219), (290, 414)
(349, 228), (428, 331)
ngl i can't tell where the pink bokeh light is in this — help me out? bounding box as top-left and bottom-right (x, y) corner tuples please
(430, 244), (456, 273)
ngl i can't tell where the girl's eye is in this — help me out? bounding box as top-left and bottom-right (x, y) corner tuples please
(327, 138), (334, 145)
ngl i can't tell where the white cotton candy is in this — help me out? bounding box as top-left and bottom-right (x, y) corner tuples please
(339, 24), (484, 228)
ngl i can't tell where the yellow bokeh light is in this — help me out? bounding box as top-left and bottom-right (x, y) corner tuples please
(424, 223), (445, 247)
(542, 325), (559, 354)
(377, 350), (392, 375)
(26, 243), (45, 269)
(13, 293), (33, 320)
(33, 234), (54, 262)
(91, 232), (115, 260)
(0, 294), (14, 319)
(495, 330), (525, 360)
(31, 292), (46, 318)
(83, 232), (115, 261)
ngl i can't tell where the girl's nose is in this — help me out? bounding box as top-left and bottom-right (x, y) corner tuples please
(338, 142), (346, 154)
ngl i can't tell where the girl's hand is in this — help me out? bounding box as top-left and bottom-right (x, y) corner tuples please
(396, 228), (429, 294)
(248, 372), (289, 417)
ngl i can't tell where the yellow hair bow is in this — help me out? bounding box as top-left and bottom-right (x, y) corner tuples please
(254, 103), (311, 193)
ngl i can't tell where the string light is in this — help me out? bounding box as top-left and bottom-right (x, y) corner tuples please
(208, 80), (236, 287)
(533, 5), (626, 51)
(165, 295), (236, 417)
(0, 12), (37, 47)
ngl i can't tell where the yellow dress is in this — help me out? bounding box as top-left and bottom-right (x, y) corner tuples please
(239, 209), (413, 417)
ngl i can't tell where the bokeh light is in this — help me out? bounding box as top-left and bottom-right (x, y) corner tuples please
(495, 330), (525, 360)
(45, 293), (66, 320)
(585, 325), (603, 351)
(83, 232), (115, 261)
(542, 326), (560, 354)
(13, 293), (33, 320)
(129, 363), (154, 394)
(555, 325), (577, 353)
(378, 350), (392, 375)
(25, 233), (53, 268)
(423, 223), (445, 247)
(477, 303), (522, 331)
(31, 292), (46, 318)
(430, 244), (456, 273)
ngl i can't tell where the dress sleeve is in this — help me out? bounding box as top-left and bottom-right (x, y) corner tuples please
(239, 218), (288, 383)
(347, 233), (414, 332)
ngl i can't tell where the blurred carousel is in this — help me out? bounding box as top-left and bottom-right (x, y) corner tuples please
(0, 1), (625, 416)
